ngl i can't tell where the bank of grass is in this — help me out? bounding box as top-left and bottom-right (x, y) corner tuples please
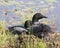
(0, 21), (47, 48)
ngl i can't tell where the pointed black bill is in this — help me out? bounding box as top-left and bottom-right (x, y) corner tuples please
(41, 16), (47, 18)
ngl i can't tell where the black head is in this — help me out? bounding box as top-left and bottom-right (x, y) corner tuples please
(24, 20), (32, 28)
(32, 13), (47, 24)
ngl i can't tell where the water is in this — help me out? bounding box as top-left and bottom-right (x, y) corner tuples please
(0, 0), (60, 32)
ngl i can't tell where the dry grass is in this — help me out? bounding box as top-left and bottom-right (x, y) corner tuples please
(45, 32), (60, 48)
(0, 21), (47, 48)
(0, 21), (60, 48)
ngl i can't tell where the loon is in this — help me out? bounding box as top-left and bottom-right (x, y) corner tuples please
(8, 20), (32, 35)
(24, 13), (52, 38)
